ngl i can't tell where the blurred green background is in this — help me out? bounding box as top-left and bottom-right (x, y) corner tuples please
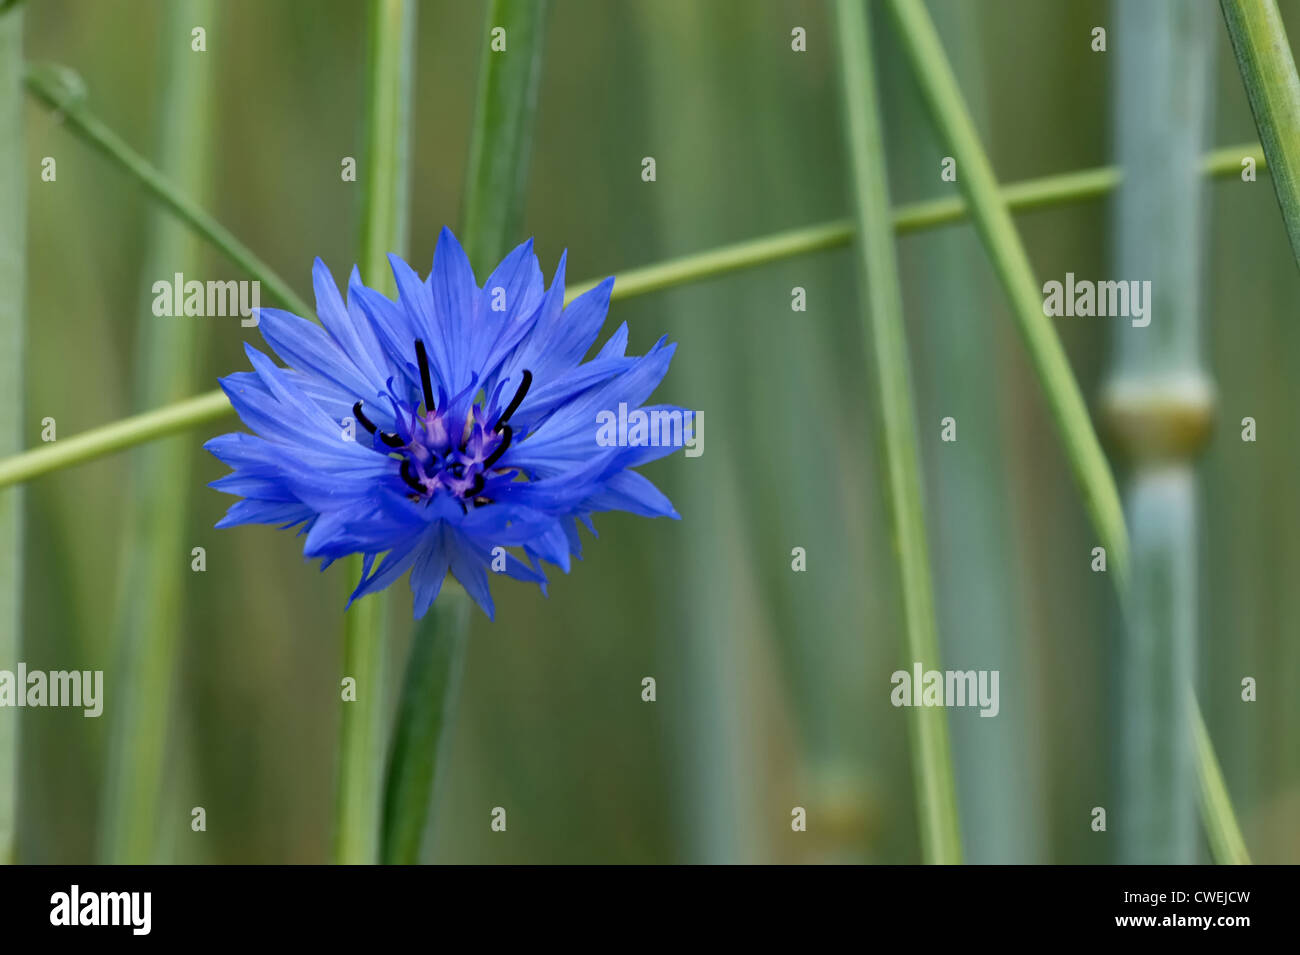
(9, 0), (1299, 863)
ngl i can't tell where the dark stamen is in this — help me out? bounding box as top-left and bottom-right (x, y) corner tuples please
(379, 431), (406, 449)
(400, 460), (425, 494)
(494, 370), (532, 432)
(482, 426), (512, 469)
(415, 339), (436, 413)
(353, 401), (378, 434)
(465, 473), (485, 499)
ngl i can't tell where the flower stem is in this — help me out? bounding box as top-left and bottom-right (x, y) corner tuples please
(380, 589), (469, 863)
(0, 0), (25, 866)
(98, 0), (216, 864)
(0, 141), (1267, 493)
(833, 0), (961, 864)
(23, 63), (312, 318)
(1220, 0), (1300, 269)
(333, 0), (416, 866)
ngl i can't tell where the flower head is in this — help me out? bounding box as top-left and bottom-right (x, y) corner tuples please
(206, 228), (685, 618)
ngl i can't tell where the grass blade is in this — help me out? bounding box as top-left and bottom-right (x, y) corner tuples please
(0, 0), (25, 866)
(460, 0), (548, 273)
(833, 0), (961, 864)
(98, 0), (216, 864)
(333, 0), (417, 866)
(24, 64), (310, 317)
(1221, 0), (1300, 268)
(1193, 697), (1252, 864)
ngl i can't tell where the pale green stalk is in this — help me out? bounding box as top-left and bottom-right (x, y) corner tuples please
(23, 64), (310, 318)
(0, 0), (25, 866)
(1105, 0), (1215, 864)
(0, 143), (1266, 492)
(833, 0), (961, 864)
(1220, 0), (1300, 268)
(886, 0), (1248, 861)
(333, 0), (416, 866)
(99, 0), (216, 864)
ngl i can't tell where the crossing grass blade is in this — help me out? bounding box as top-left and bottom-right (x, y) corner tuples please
(833, 0), (962, 865)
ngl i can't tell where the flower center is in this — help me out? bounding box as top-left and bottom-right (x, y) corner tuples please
(353, 339), (531, 510)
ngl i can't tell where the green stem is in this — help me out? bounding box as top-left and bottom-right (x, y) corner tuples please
(98, 0), (216, 864)
(1220, 0), (1300, 269)
(333, 0), (416, 866)
(833, 0), (961, 864)
(460, 0), (548, 274)
(885, 0), (1248, 862)
(23, 63), (311, 317)
(0, 141), (1268, 492)
(380, 590), (470, 863)
(0, 0), (25, 867)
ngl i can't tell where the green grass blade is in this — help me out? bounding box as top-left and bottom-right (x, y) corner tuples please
(0, 0), (25, 866)
(98, 0), (216, 864)
(1221, 0), (1300, 268)
(460, 0), (548, 273)
(1193, 697), (1252, 864)
(333, 0), (417, 866)
(24, 65), (311, 318)
(380, 592), (469, 863)
(0, 141), (1269, 492)
(833, 0), (961, 865)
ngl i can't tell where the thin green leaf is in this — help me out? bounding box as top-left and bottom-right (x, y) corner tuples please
(24, 64), (311, 318)
(1221, 0), (1300, 269)
(833, 0), (961, 864)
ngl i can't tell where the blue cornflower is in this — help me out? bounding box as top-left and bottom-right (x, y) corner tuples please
(205, 228), (685, 619)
